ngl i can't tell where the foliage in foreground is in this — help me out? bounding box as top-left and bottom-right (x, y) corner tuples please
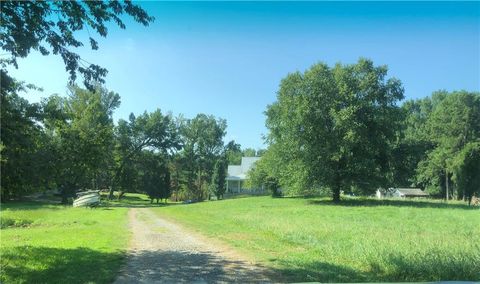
(155, 196), (480, 282)
(1, 1), (154, 88)
(0, 203), (129, 283)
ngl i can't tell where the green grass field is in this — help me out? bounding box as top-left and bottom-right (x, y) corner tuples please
(1, 195), (478, 283)
(153, 196), (480, 282)
(0, 201), (129, 284)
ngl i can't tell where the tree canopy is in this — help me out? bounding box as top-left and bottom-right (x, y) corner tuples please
(1, 0), (154, 88)
(0, 1), (234, 204)
(111, 109), (181, 198)
(256, 59), (405, 201)
(0, 83), (233, 203)
(178, 114), (227, 200)
(415, 91), (480, 199)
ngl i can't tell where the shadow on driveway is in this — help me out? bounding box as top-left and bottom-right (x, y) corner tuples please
(115, 249), (273, 283)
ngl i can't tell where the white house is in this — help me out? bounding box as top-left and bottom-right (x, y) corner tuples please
(226, 157), (260, 193)
(376, 187), (429, 199)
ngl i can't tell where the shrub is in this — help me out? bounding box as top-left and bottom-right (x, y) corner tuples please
(0, 217), (33, 229)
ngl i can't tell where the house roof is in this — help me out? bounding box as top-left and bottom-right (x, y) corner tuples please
(395, 188), (429, 196)
(227, 157), (260, 181)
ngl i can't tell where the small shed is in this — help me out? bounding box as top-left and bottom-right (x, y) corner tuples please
(376, 187), (428, 199)
(394, 188), (429, 198)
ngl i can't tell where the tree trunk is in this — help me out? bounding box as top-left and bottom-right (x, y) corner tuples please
(1, 191), (10, 203)
(332, 176), (341, 203)
(61, 194), (68, 204)
(445, 168), (449, 201)
(108, 186), (115, 199)
(332, 168), (342, 203)
(61, 187), (70, 204)
(108, 145), (144, 200)
(332, 187), (341, 203)
(61, 183), (75, 204)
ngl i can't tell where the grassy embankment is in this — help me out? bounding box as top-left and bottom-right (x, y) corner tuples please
(0, 200), (131, 283)
(153, 196), (480, 282)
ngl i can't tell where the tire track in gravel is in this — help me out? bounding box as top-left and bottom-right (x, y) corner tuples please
(114, 208), (275, 283)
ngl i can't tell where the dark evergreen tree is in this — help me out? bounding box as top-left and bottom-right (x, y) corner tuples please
(210, 159), (227, 200)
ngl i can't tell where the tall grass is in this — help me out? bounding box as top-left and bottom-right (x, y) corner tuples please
(153, 196), (480, 282)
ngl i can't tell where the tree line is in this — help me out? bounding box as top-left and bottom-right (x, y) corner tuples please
(2, 60), (478, 204)
(0, 1), (266, 204)
(1, 2), (478, 204)
(0, 82), (256, 203)
(248, 59), (480, 204)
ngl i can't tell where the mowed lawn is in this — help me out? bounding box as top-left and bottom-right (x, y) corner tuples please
(153, 196), (480, 282)
(0, 202), (129, 284)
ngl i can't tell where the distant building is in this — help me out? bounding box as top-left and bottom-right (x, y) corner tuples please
(376, 187), (429, 199)
(226, 157), (260, 193)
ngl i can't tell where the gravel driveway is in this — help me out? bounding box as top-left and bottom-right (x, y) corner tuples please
(114, 208), (273, 283)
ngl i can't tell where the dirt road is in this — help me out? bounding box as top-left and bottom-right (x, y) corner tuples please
(114, 208), (273, 283)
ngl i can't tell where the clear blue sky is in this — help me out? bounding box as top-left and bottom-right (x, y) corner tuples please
(9, 1), (480, 149)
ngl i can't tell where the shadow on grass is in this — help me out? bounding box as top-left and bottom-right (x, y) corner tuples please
(274, 251), (480, 282)
(0, 246), (123, 283)
(103, 203), (174, 208)
(102, 197), (177, 209)
(307, 198), (476, 210)
(2, 195), (181, 210)
(2, 246), (272, 283)
(223, 193), (270, 200)
(116, 250), (273, 283)
(3, 246), (477, 283)
(1, 201), (65, 211)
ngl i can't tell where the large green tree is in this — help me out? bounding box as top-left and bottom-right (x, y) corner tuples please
(388, 95), (440, 189)
(42, 85), (120, 203)
(417, 91), (480, 199)
(0, 0), (154, 201)
(264, 59), (404, 202)
(0, 81), (45, 200)
(111, 110), (181, 199)
(246, 146), (282, 197)
(138, 151), (172, 203)
(179, 114), (227, 200)
(452, 142), (480, 205)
